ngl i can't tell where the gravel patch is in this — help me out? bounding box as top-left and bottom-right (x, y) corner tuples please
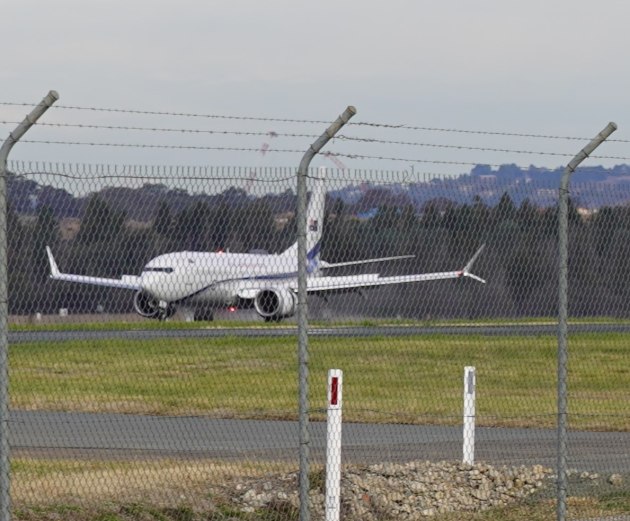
(231, 460), (553, 519)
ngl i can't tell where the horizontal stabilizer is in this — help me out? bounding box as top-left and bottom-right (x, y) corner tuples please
(320, 254), (415, 269)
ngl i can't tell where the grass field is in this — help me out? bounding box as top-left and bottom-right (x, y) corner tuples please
(9, 331), (630, 430)
(9, 314), (630, 331)
(8, 328), (630, 519)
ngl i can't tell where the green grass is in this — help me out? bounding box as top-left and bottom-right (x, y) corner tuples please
(8, 327), (630, 519)
(9, 332), (630, 429)
(10, 315), (630, 332)
(9, 319), (279, 332)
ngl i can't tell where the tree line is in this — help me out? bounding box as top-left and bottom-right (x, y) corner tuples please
(7, 191), (630, 319)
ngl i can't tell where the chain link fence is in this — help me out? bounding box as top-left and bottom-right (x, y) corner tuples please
(4, 162), (630, 520)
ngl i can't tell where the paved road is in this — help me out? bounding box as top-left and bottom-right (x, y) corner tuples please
(10, 322), (630, 343)
(9, 410), (630, 473)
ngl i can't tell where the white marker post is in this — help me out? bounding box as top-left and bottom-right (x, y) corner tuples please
(326, 369), (343, 521)
(463, 366), (476, 465)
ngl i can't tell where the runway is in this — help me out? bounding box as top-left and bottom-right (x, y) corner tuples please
(9, 322), (630, 343)
(10, 410), (630, 473)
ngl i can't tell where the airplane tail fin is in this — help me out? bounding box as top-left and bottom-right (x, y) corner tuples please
(280, 168), (326, 273)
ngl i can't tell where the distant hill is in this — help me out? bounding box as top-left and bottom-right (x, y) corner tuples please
(329, 164), (630, 211)
(9, 164), (630, 221)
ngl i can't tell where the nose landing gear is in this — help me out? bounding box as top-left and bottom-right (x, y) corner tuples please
(157, 301), (176, 321)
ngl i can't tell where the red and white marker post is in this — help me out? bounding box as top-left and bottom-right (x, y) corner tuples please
(326, 369), (343, 521)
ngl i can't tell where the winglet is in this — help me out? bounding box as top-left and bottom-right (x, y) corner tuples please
(46, 246), (60, 278)
(460, 244), (486, 284)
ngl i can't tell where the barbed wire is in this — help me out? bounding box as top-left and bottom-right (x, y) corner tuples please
(337, 135), (579, 158)
(11, 129), (630, 162)
(12, 143), (514, 171)
(337, 136), (630, 161)
(4, 120), (625, 159)
(16, 139), (513, 168)
(2, 101), (628, 143)
(331, 152), (502, 168)
(0, 101), (331, 125)
(6, 120), (625, 159)
(19, 139), (308, 154)
(0, 120), (318, 140)
(359, 123), (630, 144)
(331, 149), (630, 166)
(17, 138), (630, 165)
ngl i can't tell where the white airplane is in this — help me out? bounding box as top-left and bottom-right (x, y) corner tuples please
(46, 173), (485, 322)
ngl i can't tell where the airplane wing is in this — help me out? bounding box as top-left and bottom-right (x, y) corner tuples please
(233, 245), (485, 321)
(306, 244), (486, 293)
(46, 246), (142, 290)
(233, 245), (485, 299)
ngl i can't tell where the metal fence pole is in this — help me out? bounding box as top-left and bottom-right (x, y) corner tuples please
(557, 121), (617, 521)
(296, 106), (356, 521)
(0, 90), (59, 521)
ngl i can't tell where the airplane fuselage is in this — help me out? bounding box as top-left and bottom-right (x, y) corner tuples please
(140, 251), (297, 305)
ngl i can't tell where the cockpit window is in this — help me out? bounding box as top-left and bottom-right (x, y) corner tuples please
(143, 267), (174, 274)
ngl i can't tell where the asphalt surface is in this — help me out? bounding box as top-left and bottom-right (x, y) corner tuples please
(10, 410), (630, 473)
(10, 322), (630, 343)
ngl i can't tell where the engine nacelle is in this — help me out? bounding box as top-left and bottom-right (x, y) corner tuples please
(133, 290), (160, 318)
(133, 290), (175, 319)
(254, 288), (297, 321)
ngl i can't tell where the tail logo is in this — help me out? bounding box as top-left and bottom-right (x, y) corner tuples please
(306, 241), (321, 274)
(309, 219), (319, 232)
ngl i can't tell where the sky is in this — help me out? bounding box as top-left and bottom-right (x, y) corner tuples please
(2, 0), (630, 193)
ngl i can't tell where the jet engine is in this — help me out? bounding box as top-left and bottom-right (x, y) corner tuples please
(133, 290), (175, 320)
(254, 288), (297, 321)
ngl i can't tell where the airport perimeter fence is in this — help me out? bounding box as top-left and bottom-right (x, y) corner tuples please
(0, 160), (628, 521)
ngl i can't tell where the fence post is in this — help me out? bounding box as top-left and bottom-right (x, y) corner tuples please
(463, 366), (476, 465)
(0, 90), (59, 521)
(325, 369), (343, 521)
(556, 121), (617, 521)
(296, 106), (356, 521)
